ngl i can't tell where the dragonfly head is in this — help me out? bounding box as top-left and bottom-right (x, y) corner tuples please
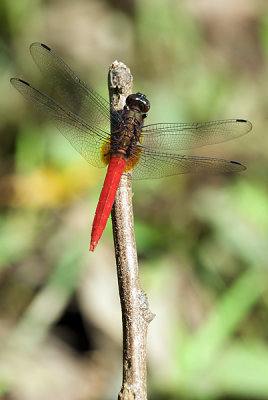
(126, 92), (150, 114)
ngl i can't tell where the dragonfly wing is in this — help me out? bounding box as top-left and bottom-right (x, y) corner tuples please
(29, 42), (121, 131)
(11, 78), (110, 168)
(131, 145), (246, 180)
(141, 119), (252, 151)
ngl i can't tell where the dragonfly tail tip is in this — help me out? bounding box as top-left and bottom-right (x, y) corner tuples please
(89, 241), (97, 252)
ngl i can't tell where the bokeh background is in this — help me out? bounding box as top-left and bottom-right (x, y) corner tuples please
(0, 0), (268, 399)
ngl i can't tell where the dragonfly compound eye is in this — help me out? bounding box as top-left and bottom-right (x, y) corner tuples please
(126, 93), (150, 113)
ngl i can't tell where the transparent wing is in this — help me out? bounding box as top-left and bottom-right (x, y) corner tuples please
(131, 145), (246, 180)
(141, 119), (252, 151)
(29, 42), (122, 131)
(11, 78), (110, 168)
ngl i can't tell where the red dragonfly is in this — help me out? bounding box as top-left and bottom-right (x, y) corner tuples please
(11, 43), (252, 251)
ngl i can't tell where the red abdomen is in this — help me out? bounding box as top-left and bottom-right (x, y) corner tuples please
(90, 157), (126, 251)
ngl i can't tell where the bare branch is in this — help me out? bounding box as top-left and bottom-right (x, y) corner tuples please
(108, 61), (155, 400)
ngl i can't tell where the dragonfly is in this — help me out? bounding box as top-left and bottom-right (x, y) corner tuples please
(11, 43), (252, 251)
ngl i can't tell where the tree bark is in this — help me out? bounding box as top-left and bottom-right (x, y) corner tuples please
(108, 61), (155, 400)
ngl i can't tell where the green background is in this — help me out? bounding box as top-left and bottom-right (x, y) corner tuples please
(0, 0), (267, 399)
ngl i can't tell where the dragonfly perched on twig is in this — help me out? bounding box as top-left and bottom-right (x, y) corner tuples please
(11, 43), (252, 251)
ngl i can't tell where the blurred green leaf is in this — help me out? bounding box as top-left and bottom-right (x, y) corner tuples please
(0, 211), (38, 268)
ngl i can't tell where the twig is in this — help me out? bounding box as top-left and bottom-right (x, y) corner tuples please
(108, 62), (155, 400)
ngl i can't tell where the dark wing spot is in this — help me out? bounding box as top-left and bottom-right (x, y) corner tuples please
(18, 79), (30, 86)
(41, 43), (51, 51)
(236, 119), (247, 123)
(230, 160), (242, 165)
(230, 160), (247, 170)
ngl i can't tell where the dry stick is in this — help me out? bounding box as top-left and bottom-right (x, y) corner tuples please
(108, 62), (155, 400)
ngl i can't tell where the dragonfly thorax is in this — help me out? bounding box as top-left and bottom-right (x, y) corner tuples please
(122, 109), (144, 126)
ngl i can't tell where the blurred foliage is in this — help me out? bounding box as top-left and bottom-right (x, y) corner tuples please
(0, 0), (268, 399)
